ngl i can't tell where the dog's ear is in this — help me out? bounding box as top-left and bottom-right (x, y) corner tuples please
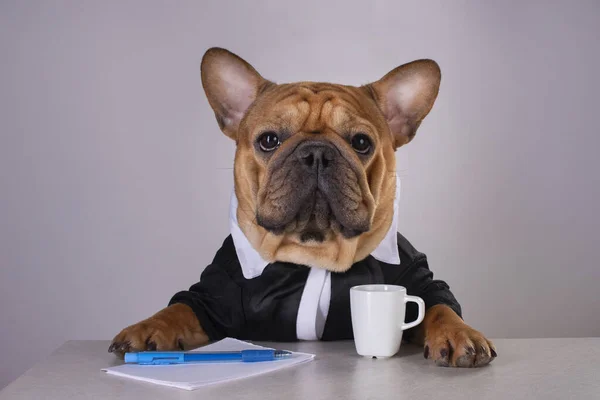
(201, 48), (271, 140)
(366, 60), (441, 148)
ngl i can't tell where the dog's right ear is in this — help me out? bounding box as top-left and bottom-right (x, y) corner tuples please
(201, 48), (271, 140)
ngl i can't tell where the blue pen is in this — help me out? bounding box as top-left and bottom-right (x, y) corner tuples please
(124, 349), (293, 365)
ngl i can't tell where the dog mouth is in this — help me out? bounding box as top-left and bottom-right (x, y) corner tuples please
(288, 189), (331, 243)
(257, 188), (368, 242)
(300, 230), (325, 243)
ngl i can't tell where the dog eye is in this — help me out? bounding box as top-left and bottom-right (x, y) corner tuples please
(257, 132), (280, 152)
(351, 134), (372, 154)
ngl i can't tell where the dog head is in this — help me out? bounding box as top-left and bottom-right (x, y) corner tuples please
(201, 48), (440, 272)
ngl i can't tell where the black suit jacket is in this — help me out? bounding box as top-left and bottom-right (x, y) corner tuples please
(169, 233), (461, 341)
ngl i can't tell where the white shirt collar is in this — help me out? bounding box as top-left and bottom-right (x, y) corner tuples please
(230, 175), (402, 279)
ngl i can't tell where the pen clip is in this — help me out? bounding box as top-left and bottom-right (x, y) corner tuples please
(144, 356), (182, 365)
(125, 352), (185, 365)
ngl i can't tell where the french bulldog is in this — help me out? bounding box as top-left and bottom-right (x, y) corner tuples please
(109, 48), (496, 368)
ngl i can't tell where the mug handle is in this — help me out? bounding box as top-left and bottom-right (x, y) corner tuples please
(401, 295), (425, 331)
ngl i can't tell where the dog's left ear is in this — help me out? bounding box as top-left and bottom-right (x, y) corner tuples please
(201, 48), (271, 140)
(366, 60), (441, 148)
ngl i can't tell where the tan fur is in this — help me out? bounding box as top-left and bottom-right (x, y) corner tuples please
(109, 304), (208, 357)
(412, 305), (497, 367)
(234, 83), (398, 271)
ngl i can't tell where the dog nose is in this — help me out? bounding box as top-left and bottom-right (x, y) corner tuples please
(296, 142), (336, 172)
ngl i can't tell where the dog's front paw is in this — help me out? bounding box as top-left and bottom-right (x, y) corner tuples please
(108, 320), (181, 357)
(108, 303), (208, 358)
(421, 304), (496, 368)
(424, 322), (496, 368)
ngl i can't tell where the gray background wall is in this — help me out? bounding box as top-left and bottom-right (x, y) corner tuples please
(1, 0), (599, 389)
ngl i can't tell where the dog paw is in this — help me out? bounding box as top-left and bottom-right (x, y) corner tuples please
(424, 323), (497, 368)
(108, 320), (183, 358)
(108, 303), (207, 358)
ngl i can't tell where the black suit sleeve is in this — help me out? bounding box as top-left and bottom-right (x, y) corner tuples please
(390, 233), (462, 323)
(169, 261), (244, 341)
(398, 254), (463, 318)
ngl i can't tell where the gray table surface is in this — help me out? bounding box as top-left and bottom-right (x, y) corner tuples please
(1, 338), (599, 400)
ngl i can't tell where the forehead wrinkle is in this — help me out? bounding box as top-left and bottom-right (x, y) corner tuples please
(258, 84), (376, 135)
(299, 92), (330, 132)
(299, 83), (340, 94)
(296, 100), (312, 131)
(337, 94), (372, 120)
(261, 99), (311, 134)
(326, 99), (376, 135)
(310, 87), (369, 117)
(332, 87), (380, 125)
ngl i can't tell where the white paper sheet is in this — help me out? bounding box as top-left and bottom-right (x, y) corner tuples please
(102, 338), (315, 390)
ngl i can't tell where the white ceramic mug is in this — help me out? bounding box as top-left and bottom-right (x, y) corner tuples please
(350, 284), (425, 358)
